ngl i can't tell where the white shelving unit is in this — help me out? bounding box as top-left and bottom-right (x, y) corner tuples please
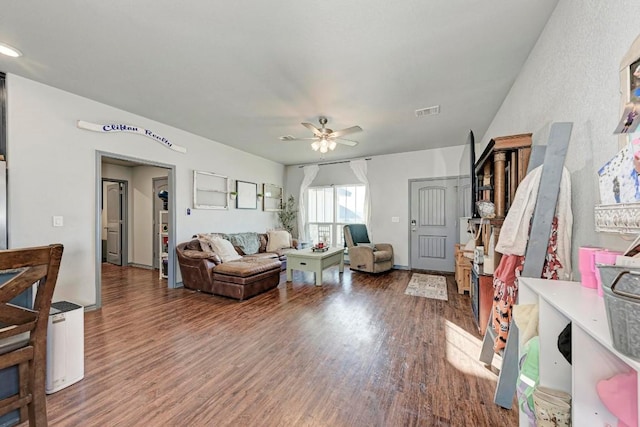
(518, 277), (639, 426)
(158, 210), (168, 279)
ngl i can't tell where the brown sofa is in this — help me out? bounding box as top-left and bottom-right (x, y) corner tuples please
(176, 231), (297, 300)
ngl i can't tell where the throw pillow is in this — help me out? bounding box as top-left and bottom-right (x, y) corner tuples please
(266, 230), (291, 252)
(227, 232), (260, 255)
(209, 237), (242, 262)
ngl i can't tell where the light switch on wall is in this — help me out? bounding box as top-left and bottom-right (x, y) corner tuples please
(391, 216), (400, 223)
(52, 216), (64, 227)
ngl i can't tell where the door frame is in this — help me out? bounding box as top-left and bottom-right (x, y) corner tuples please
(152, 177), (168, 270)
(102, 178), (128, 267)
(94, 151), (177, 309)
(408, 174), (467, 271)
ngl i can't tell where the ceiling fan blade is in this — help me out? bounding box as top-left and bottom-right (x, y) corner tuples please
(328, 125), (362, 138)
(301, 122), (324, 137)
(335, 138), (358, 147)
(280, 136), (320, 141)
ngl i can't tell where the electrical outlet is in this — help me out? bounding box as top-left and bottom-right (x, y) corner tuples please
(391, 216), (400, 223)
(52, 216), (63, 227)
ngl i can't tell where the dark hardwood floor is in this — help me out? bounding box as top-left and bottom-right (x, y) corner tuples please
(40, 264), (517, 426)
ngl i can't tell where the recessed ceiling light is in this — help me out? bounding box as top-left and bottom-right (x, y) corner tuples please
(0, 43), (23, 58)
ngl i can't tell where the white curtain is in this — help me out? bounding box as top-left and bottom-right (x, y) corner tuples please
(350, 159), (371, 237)
(298, 164), (319, 242)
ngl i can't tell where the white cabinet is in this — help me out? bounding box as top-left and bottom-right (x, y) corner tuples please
(158, 210), (168, 279)
(518, 278), (639, 426)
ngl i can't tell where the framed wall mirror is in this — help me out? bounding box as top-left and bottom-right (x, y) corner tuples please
(193, 170), (228, 209)
(262, 183), (283, 211)
(236, 180), (257, 209)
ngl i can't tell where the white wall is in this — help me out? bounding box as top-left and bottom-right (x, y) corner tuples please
(481, 0), (640, 277)
(285, 145), (466, 267)
(7, 75), (284, 307)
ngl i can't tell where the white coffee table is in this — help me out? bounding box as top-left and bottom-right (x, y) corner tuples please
(286, 247), (344, 286)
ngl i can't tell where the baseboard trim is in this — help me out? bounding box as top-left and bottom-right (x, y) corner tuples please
(129, 263), (154, 270)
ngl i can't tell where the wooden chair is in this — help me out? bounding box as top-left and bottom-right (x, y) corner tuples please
(0, 244), (64, 426)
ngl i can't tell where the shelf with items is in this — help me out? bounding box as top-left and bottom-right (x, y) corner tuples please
(474, 133), (532, 219)
(518, 277), (639, 427)
(159, 210), (168, 279)
(262, 183), (283, 212)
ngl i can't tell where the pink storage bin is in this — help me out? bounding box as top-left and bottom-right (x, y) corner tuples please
(578, 246), (601, 289)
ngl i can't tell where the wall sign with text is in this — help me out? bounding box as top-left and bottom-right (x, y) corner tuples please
(77, 120), (187, 153)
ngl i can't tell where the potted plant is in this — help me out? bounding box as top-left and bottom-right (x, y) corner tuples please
(229, 191), (238, 200)
(277, 195), (297, 236)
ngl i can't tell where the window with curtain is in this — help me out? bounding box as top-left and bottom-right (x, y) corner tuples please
(307, 184), (365, 246)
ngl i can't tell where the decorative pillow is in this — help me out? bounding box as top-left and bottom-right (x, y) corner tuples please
(227, 232), (260, 255)
(208, 237), (242, 262)
(197, 237), (215, 253)
(266, 230), (292, 252)
(258, 234), (268, 253)
(185, 240), (201, 251)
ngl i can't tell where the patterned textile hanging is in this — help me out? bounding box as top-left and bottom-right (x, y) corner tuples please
(492, 217), (562, 352)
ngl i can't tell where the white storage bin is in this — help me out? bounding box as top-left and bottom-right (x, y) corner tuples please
(46, 301), (84, 394)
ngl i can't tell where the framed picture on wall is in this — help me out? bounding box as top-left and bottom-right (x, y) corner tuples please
(236, 180), (257, 209)
(629, 57), (640, 104)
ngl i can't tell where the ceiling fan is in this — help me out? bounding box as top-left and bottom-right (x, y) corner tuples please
(279, 116), (362, 153)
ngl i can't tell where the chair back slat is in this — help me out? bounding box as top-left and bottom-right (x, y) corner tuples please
(0, 304), (37, 325)
(0, 265), (48, 303)
(0, 322), (35, 340)
(0, 246), (53, 270)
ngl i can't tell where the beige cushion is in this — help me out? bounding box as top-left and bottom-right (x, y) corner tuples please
(209, 237), (242, 262)
(357, 242), (377, 251)
(266, 230), (291, 252)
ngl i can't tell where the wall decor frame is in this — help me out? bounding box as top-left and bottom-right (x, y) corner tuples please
(262, 183), (283, 211)
(236, 180), (257, 209)
(193, 170), (229, 209)
(594, 32), (640, 233)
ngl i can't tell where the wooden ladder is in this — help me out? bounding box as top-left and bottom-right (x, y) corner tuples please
(478, 122), (573, 409)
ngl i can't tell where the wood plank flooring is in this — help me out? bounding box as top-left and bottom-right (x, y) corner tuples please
(40, 264), (517, 426)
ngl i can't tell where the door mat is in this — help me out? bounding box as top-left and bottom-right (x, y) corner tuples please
(405, 273), (448, 301)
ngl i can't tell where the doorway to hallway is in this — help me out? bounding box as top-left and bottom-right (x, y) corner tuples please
(96, 152), (176, 309)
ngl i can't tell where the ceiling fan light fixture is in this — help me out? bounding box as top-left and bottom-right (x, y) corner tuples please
(311, 141), (320, 151)
(320, 145), (328, 154)
(0, 42), (22, 58)
(329, 140), (337, 150)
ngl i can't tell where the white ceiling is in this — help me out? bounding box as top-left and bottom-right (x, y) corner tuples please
(0, 1), (558, 166)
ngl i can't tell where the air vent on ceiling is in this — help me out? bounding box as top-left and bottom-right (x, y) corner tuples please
(415, 105), (440, 117)
(279, 135), (296, 141)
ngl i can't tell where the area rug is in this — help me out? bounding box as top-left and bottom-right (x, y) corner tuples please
(405, 273), (448, 301)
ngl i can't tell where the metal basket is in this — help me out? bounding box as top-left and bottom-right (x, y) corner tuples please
(602, 270), (640, 360)
(597, 264), (631, 290)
